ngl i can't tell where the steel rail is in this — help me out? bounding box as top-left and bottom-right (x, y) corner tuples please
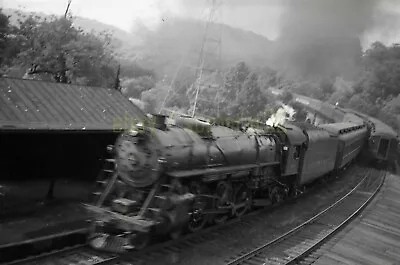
(284, 170), (385, 265)
(226, 169), (385, 265)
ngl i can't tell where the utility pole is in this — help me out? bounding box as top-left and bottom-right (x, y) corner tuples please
(46, 0), (72, 201)
(189, 0), (224, 118)
(114, 64), (121, 91)
(64, 0), (72, 18)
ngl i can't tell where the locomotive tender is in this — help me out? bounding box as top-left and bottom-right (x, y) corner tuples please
(85, 114), (368, 252)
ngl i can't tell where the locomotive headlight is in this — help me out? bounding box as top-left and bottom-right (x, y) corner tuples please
(283, 146), (288, 151)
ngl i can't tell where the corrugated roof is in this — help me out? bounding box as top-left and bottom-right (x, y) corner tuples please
(293, 93), (345, 122)
(319, 122), (366, 135)
(344, 108), (398, 137)
(0, 77), (146, 131)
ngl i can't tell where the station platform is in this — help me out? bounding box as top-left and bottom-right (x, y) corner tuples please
(0, 179), (92, 263)
(313, 173), (400, 265)
(0, 201), (88, 246)
(0, 179), (91, 246)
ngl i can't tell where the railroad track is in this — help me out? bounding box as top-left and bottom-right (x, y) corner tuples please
(4, 198), (280, 265)
(3, 165), (367, 265)
(6, 246), (117, 265)
(225, 169), (385, 265)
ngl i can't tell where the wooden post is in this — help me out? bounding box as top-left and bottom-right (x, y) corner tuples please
(114, 64), (121, 90)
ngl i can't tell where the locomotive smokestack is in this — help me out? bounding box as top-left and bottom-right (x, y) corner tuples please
(153, 114), (167, 131)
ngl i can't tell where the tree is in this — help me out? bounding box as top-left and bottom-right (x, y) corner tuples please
(5, 14), (119, 87)
(319, 77), (335, 99)
(277, 90), (293, 104)
(155, 67), (195, 114)
(141, 79), (191, 114)
(346, 93), (378, 116)
(186, 70), (225, 117)
(256, 66), (278, 90)
(236, 72), (266, 118)
(290, 80), (325, 100)
(11, 16), (78, 83)
(377, 102), (400, 132)
(64, 30), (118, 86)
(218, 61), (251, 116)
(119, 59), (155, 79)
(121, 76), (156, 99)
(0, 9), (10, 68)
(355, 42), (400, 101)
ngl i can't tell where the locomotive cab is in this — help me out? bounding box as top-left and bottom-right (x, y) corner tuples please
(277, 124), (307, 176)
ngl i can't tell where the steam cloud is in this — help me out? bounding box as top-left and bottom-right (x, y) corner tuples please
(274, 0), (389, 80)
(266, 104), (296, 127)
(133, 0), (400, 81)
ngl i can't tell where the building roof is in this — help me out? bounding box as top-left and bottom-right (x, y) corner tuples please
(342, 108), (398, 138)
(0, 77), (146, 132)
(292, 93), (345, 122)
(319, 122), (366, 135)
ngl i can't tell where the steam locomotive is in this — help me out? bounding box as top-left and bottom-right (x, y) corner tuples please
(85, 114), (368, 252)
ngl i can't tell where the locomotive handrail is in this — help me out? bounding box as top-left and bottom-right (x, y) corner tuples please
(167, 162), (280, 178)
(138, 182), (159, 217)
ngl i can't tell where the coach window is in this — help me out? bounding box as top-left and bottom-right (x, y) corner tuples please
(293, 145), (301, 159)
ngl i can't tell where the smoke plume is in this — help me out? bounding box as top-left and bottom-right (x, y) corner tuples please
(274, 0), (381, 81)
(266, 104), (296, 127)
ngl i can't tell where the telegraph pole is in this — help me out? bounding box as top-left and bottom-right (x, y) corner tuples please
(46, 0), (73, 201)
(114, 64), (121, 91)
(64, 0), (72, 18)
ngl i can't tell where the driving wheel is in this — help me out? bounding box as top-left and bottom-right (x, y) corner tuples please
(187, 181), (210, 233)
(233, 185), (252, 217)
(213, 180), (233, 224)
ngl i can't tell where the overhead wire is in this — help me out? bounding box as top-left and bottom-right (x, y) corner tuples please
(158, 3), (209, 115)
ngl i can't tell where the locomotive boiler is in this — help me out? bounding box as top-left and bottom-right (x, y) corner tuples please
(85, 115), (368, 252)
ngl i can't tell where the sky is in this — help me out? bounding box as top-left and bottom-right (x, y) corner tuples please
(1, 0), (400, 45)
(1, 0), (283, 40)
